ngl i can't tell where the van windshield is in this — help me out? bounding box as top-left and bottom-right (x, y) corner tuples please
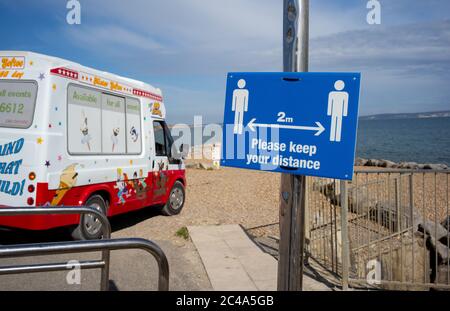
(0, 80), (37, 129)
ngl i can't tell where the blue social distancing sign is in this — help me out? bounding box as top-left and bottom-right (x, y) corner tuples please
(221, 72), (361, 180)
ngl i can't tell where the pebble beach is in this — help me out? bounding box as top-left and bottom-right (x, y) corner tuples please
(114, 153), (449, 247)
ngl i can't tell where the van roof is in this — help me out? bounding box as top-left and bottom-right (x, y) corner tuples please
(1, 51), (162, 97)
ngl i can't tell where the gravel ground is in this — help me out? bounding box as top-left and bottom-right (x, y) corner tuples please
(112, 166), (281, 242)
(0, 165), (281, 291)
(104, 165), (282, 290)
(2, 163), (446, 290)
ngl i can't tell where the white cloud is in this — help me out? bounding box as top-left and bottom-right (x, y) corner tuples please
(35, 0), (450, 121)
(84, 0), (280, 49)
(65, 25), (167, 53)
(310, 20), (450, 76)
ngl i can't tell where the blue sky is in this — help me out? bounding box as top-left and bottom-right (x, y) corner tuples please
(1, 0), (449, 123)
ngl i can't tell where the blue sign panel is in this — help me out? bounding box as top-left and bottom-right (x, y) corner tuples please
(221, 72), (361, 180)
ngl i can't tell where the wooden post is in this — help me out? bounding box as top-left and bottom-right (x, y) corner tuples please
(278, 0), (309, 291)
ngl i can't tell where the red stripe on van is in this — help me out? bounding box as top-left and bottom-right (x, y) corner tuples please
(50, 67), (79, 80)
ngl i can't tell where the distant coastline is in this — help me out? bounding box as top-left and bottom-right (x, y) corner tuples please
(359, 110), (450, 121)
(168, 110), (450, 127)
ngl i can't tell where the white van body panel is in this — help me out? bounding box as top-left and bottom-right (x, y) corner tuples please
(0, 51), (180, 210)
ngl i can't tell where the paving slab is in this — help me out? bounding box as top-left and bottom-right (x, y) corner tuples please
(188, 224), (275, 290)
(189, 224), (332, 291)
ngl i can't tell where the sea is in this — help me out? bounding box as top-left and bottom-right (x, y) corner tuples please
(176, 117), (450, 166)
(356, 117), (450, 166)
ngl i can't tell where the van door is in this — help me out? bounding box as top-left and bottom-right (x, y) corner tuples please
(151, 120), (172, 203)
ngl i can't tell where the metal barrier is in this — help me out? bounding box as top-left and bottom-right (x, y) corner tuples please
(0, 206), (112, 290)
(0, 238), (169, 291)
(0, 207), (170, 290)
(307, 170), (450, 290)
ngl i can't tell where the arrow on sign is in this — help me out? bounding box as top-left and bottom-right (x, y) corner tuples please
(247, 118), (325, 136)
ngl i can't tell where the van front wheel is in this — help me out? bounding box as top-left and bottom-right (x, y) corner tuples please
(71, 195), (107, 240)
(161, 181), (185, 216)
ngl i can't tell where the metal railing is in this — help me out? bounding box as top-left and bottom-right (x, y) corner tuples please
(0, 238), (169, 291)
(307, 169), (450, 290)
(0, 207), (169, 291)
(0, 206), (111, 290)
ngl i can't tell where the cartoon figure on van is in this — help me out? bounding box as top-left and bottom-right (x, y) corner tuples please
(114, 168), (128, 205)
(114, 180), (127, 205)
(154, 160), (168, 196)
(139, 169), (147, 190)
(0, 51), (186, 239)
(123, 172), (134, 194)
(152, 102), (162, 117)
(132, 171), (146, 198)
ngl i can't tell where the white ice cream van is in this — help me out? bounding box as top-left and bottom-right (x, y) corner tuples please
(0, 51), (187, 239)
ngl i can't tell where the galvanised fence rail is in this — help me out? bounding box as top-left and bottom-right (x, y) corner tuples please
(307, 170), (450, 290)
(0, 207), (169, 291)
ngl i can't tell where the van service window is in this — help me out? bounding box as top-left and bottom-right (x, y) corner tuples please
(67, 85), (102, 153)
(0, 80), (37, 129)
(101, 93), (126, 154)
(126, 97), (142, 154)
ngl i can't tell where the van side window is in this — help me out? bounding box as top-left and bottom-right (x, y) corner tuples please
(101, 94), (126, 154)
(153, 121), (167, 156)
(67, 84), (143, 155)
(126, 98), (142, 154)
(67, 85), (102, 154)
(0, 80), (38, 129)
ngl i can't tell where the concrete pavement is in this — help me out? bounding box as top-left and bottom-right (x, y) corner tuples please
(188, 224), (331, 291)
(0, 227), (212, 291)
(0, 223), (332, 291)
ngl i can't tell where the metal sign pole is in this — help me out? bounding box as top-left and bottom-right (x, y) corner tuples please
(278, 0), (309, 291)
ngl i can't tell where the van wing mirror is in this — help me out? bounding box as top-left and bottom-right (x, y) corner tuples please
(172, 144), (190, 160)
(179, 144), (190, 159)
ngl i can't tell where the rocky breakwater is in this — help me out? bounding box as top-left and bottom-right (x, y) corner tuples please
(355, 158), (449, 170)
